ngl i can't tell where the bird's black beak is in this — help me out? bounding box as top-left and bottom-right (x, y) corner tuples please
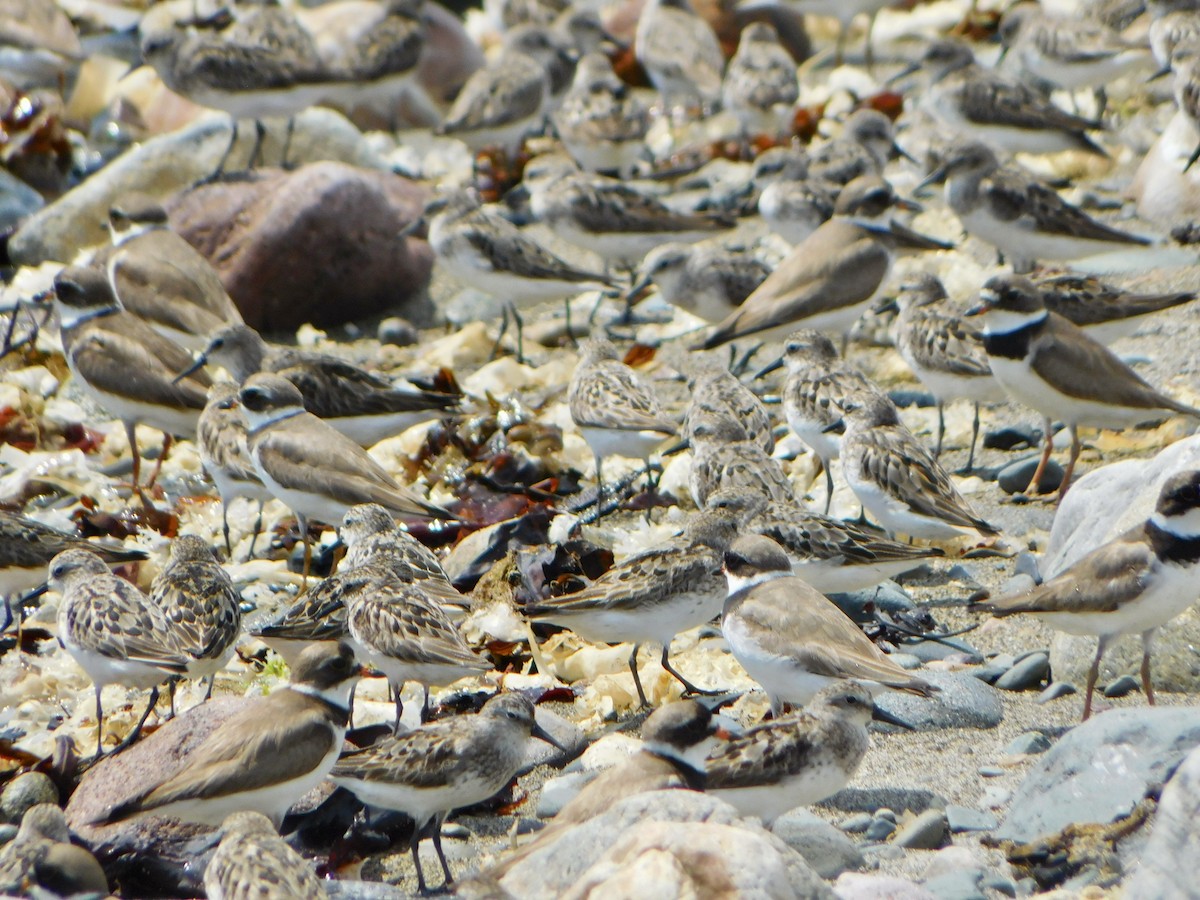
(174, 353), (209, 384)
(754, 358), (784, 379)
(822, 418), (845, 434)
(660, 437), (690, 456)
(886, 60), (921, 86)
(891, 141), (918, 164)
(888, 219), (953, 251)
(871, 703), (915, 730)
(914, 163), (950, 196)
(1149, 64), (1172, 81)
(531, 721), (568, 752)
(875, 296), (899, 315)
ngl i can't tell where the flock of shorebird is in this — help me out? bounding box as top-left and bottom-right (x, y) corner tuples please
(5, 0), (1200, 895)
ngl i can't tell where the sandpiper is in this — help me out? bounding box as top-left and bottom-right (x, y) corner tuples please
(983, 470), (1200, 720)
(50, 549), (188, 756)
(553, 51), (650, 178)
(759, 176), (836, 246)
(635, 0), (725, 112)
(629, 242), (772, 325)
(707, 683), (910, 823)
(104, 194), (243, 352)
(722, 22), (799, 141)
(204, 810), (328, 900)
(51, 266), (211, 508)
(700, 177), (949, 350)
(0, 805), (108, 898)
(1033, 273), (1198, 345)
(178, 323), (461, 448)
(682, 366), (775, 456)
(890, 272), (1004, 470)
(688, 416), (796, 508)
(1167, 40), (1200, 170)
(525, 497), (748, 705)
(806, 110), (906, 187)
(917, 140), (1150, 274)
(738, 0), (892, 67)
(966, 275), (1200, 498)
(95, 641), (361, 827)
(721, 535), (936, 712)
(331, 693), (562, 892)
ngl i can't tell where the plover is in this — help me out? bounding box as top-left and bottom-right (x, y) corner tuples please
(345, 569), (488, 731)
(707, 683), (910, 823)
(747, 498), (945, 593)
(983, 469), (1200, 720)
(721, 535), (936, 712)
(238, 372), (452, 538)
(722, 22), (799, 140)
(51, 266), (211, 508)
(897, 39), (1107, 157)
(525, 497), (748, 705)
(738, 0), (892, 67)
(700, 177), (949, 350)
(104, 194), (243, 352)
(635, 0), (725, 112)
(553, 51), (650, 178)
(178, 323), (461, 448)
(95, 641), (361, 827)
(838, 393), (999, 540)
(688, 415), (796, 507)
(806, 110), (906, 187)
(204, 810), (328, 900)
(890, 272), (1004, 470)
(196, 382), (273, 557)
(50, 549), (188, 756)
(918, 141), (1149, 274)
(1033, 272), (1198, 345)
(568, 337), (676, 502)
(331, 692), (562, 892)
(682, 366), (775, 455)
(0, 805), (108, 898)
(756, 329), (889, 512)
(966, 275), (1200, 498)
(629, 242), (772, 325)
(150, 535), (242, 704)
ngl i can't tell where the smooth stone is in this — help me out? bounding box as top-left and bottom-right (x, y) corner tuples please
(9, 109), (384, 266)
(824, 787), (947, 816)
(973, 664), (1011, 685)
(889, 652), (923, 670)
(1005, 732), (1052, 756)
(892, 810), (950, 850)
(0, 169), (44, 231)
(166, 162), (435, 332)
(994, 653), (1050, 692)
(377, 317), (418, 347)
(1125, 744), (1200, 899)
(840, 813), (872, 833)
(1013, 552), (1042, 584)
(536, 771), (595, 819)
(495, 790), (833, 900)
(772, 808), (865, 878)
(0, 823), (16, 846)
(1, 772), (58, 824)
(997, 456), (1064, 495)
(1038, 682), (1077, 703)
(923, 871), (986, 900)
(978, 766), (1005, 778)
(994, 706), (1200, 844)
(872, 670), (1004, 731)
(983, 425), (1041, 452)
(865, 817), (897, 842)
(998, 574), (1037, 598)
(921, 846), (983, 880)
(1103, 674), (1142, 698)
(981, 786), (1012, 809)
(903, 638), (984, 664)
(944, 805), (998, 833)
(835, 873), (936, 900)
(874, 808), (897, 822)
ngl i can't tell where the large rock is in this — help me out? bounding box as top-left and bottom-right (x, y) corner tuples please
(495, 790), (832, 900)
(165, 162), (436, 332)
(1042, 437), (1200, 693)
(872, 671), (1004, 731)
(1125, 744), (1200, 899)
(9, 108), (385, 266)
(772, 808), (864, 878)
(994, 707), (1200, 844)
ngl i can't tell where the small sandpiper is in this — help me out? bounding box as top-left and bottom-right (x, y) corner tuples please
(682, 366), (775, 456)
(688, 416), (796, 508)
(722, 22), (799, 142)
(806, 110), (907, 188)
(635, 0), (725, 112)
(630, 241), (772, 326)
(0, 805), (108, 898)
(552, 51), (650, 178)
(1033, 272), (1198, 345)
(204, 810), (328, 900)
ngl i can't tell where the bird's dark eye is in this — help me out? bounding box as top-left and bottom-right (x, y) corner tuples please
(51, 565), (65, 579)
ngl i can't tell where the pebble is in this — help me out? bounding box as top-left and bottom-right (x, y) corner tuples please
(827, 580), (914, 623)
(875, 808), (897, 822)
(923, 870), (986, 900)
(944, 804), (998, 833)
(903, 638), (984, 664)
(1004, 732), (1052, 756)
(892, 810), (950, 850)
(997, 456), (1065, 495)
(840, 813), (872, 833)
(994, 652), (1050, 691)
(978, 766), (1005, 778)
(984, 425), (1041, 451)
(1037, 682), (1078, 704)
(536, 771), (594, 818)
(0, 169), (44, 231)
(772, 809), (865, 878)
(1013, 552), (1042, 584)
(865, 816), (897, 842)
(873, 670), (1004, 731)
(997, 573), (1037, 598)
(889, 652), (923, 670)
(378, 317), (418, 347)
(0, 823), (16, 846)
(1103, 674), (1142, 698)
(1, 772), (58, 824)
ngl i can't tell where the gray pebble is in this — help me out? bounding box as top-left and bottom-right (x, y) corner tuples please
(377, 317), (418, 346)
(903, 638), (984, 664)
(945, 804), (998, 833)
(923, 870), (986, 900)
(862, 844), (907, 864)
(1038, 682), (1078, 704)
(0, 823), (16, 847)
(946, 564), (975, 582)
(1, 772), (58, 824)
(889, 389), (937, 409)
(1103, 674), (1142, 698)
(1013, 552), (1042, 584)
(841, 813), (873, 833)
(978, 766), (1005, 778)
(441, 823), (470, 839)
(772, 809), (865, 878)
(972, 664), (1011, 685)
(1005, 731), (1052, 756)
(828, 581), (914, 623)
(865, 817), (897, 841)
(892, 810), (950, 849)
(873, 670), (1004, 730)
(994, 652), (1050, 691)
(998, 455), (1064, 495)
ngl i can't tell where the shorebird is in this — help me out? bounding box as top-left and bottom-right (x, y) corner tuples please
(917, 141), (1150, 274)
(756, 154), (837, 244)
(889, 272), (1004, 470)
(553, 51), (650, 178)
(722, 22), (799, 141)
(0, 805), (108, 898)
(737, 0), (892, 68)
(51, 266), (211, 509)
(331, 693), (563, 892)
(699, 177), (950, 350)
(525, 497), (748, 705)
(104, 194), (243, 351)
(1032, 273), (1197, 345)
(983, 470), (1200, 720)
(1166, 40), (1200, 170)
(966, 275), (1200, 498)
(682, 366), (775, 455)
(721, 535), (936, 712)
(178, 323), (461, 448)
(707, 683), (910, 823)
(204, 811), (328, 900)
(837, 393), (999, 540)
(806, 110), (907, 187)
(49, 549), (188, 756)
(95, 641), (361, 827)
(635, 0), (725, 112)
(630, 242), (772, 325)
(688, 415), (796, 508)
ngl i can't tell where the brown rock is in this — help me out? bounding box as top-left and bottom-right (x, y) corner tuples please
(165, 162), (436, 333)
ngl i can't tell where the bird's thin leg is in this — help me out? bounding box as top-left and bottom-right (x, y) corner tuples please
(125, 421), (157, 511)
(280, 116), (296, 169)
(168, 677), (178, 719)
(864, 12), (877, 72)
(660, 644), (716, 696)
(1058, 426), (1082, 502)
(411, 820), (429, 894)
(204, 673), (215, 701)
(201, 118), (239, 185)
(1140, 629), (1157, 705)
(117, 685), (160, 752)
(629, 642), (648, 707)
(1083, 635), (1109, 721)
(431, 814), (453, 888)
(94, 685), (105, 758)
(393, 681), (405, 736)
(1025, 417), (1054, 496)
(421, 685), (431, 724)
(145, 433), (172, 489)
(247, 499), (265, 559)
(594, 452), (605, 512)
(513, 304), (526, 365)
(490, 306), (510, 361)
(966, 402), (980, 472)
(247, 119), (267, 171)
(934, 402), (945, 458)
(222, 504), (233, 558)
(298, 514), (312, 591)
